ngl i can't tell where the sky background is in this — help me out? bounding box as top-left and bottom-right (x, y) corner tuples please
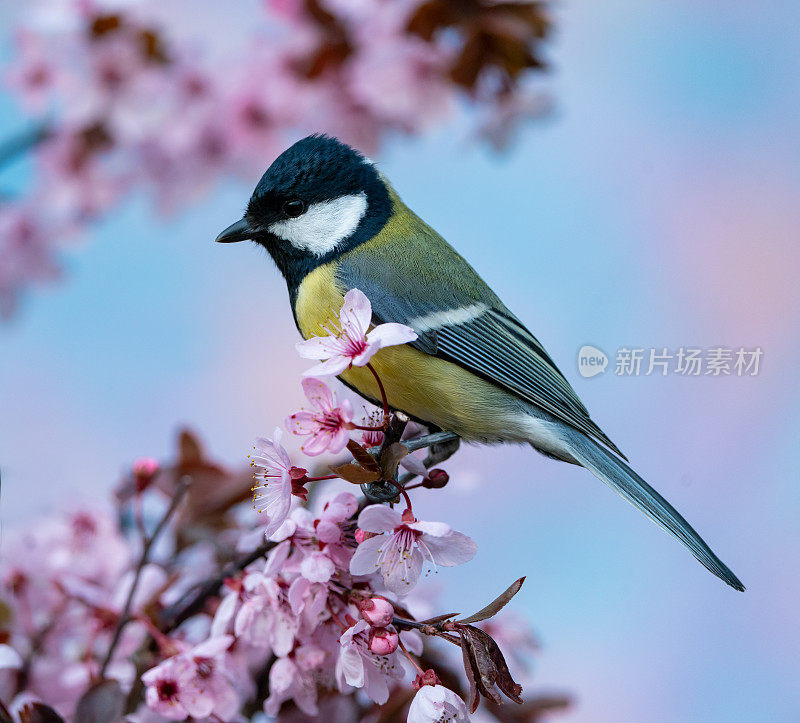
(2, 1), (799, 721)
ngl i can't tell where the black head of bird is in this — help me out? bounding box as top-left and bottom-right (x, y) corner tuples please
(216, 134), (392, 292)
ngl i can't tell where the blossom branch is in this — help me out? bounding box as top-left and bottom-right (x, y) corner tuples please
(159, 538), (274, 632)
(98, 478), (190, 678)
(366, 362), (390, 422)
(0, 122), (50, 169)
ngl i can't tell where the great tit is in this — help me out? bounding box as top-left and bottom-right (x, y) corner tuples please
(216, 134), (744, 591)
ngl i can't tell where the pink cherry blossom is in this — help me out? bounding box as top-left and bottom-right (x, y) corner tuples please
(250, 428), (296, 537)
(142, 635), (240, 721)
(181, 636), (240, 720)
(142, 635), (239, 721)
(300, 551), (336, 584)
(0, 204), (60, 318)
(285, 377), (354, 456)
(263, 644), (326, 717)
(336, 619), (403, 705)
(295, 288), (418, 377)
(350, 506), (477, 594)
(314, 492), (360, 570)
(141, 656), (194, 721)
(235, 574), (299, 656)
(408, 684), (471, 723)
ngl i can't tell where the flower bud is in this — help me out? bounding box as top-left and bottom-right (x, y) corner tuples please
(132, 457), (159, 491)
(354, 528), (378, 545)
(368, 627), (399, 655)
(422, 468), (449, 488)
(412, 668), (441, 690)
(360, 597), (394, 627)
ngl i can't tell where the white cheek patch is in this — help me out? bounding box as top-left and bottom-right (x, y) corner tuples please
(268, 192), (368, 256)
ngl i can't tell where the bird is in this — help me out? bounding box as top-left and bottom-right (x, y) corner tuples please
(216, 134), (744, 591)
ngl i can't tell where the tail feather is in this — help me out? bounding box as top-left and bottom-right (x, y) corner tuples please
(559, 427), (744, 591)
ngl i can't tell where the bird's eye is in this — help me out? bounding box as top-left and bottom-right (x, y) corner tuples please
(282, 199), (306, 218)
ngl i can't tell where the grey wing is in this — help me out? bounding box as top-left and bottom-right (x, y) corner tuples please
(336, 249), (626, 460)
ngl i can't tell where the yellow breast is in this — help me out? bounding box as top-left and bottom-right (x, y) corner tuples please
(293, 262), (514, 440)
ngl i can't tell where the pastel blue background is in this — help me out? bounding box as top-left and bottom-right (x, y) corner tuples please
(1, 2), (798, 721)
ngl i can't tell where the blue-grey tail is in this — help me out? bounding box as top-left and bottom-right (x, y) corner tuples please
(558, 426), (745, 591)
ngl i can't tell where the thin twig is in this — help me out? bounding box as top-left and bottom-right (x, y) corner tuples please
(0, 123), (50, 169)
(159, 539), (274, 632)
(99, 479), (190, 678)
(365, 362), (390, 421)
(368, 430), (459, 455)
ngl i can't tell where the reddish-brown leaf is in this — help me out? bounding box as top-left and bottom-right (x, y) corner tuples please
(459, 624), (524, 710)
(460, 635), (480, 713)
(458, 576), (525, 624)
(417, 611), (460, 625)
(347, 439), (381, 473)
(18, 703), (65, 723)
(329, 463), (381, 484)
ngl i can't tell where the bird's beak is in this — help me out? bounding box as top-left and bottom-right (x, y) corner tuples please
(215, 218), (252, 243)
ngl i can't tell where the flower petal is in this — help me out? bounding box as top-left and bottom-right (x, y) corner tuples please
(381, 543), (423, 595)
(339, 397), (354, 423)
(408, 685), (470, 723)
(0, 644), (22, 670)
(300, 551), (335, 583)
(357, 504), (401, 533)
(302, 377), (335, 411)
(340, 288), (372, 338)
(315, 519), (341, 544)
(408, 520), (450, 537)
(261, 483), (293, 538)
(327, 426), (351, 455)
(421, 530), (477, 567)
(399, 453), (429, 478)
(367, 322), (418, 349)
(338, 645), (365, 688)
(302, 430), (333, 457)
(350, 339), (381, 367)
(348, 533), (384, 576)
(302, 356), (352, 378)
(296, 335), (337, 360)
(253, 428), (292, 471)
(285, 410), (317, 435)
(288, 576), (312, 614)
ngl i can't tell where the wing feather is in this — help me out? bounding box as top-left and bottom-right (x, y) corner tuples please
(335, 233), (626, 459)
(436, 310), (626, 459)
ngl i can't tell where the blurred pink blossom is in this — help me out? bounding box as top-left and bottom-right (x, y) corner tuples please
(0, 0), (550, 315)
(263, 644), (326, 717)
(140, 635), (239, 722)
